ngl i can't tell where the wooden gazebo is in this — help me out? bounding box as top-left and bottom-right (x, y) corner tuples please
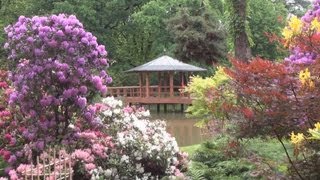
(107, 55), (206, 109)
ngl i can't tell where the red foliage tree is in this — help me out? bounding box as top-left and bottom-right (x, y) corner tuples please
(225, 58), (308, 138)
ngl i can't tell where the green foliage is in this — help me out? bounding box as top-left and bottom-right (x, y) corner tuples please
(0, 157), (7, 177)
(129, 0), (190, 61)
(50, 0), (151, 53)
(185, 67), (235, 127)
(0, 0), (291, 86)
(248, 0), (288, 60)
(224, 0), (252, 61)
(244, 138), (292, 163)
(188, 136), (254, 180)
(192, 144), (226, 166)
(189, 160), (253, 180)
(224, 0), (288, 60)
(186, 136), (293, 179)
(166, 0), (227, 64)
(180, 144), (201, 156)
(224, 0), (250, 39)
(242, 137), (292, 174)
(187, 167), (206, 180)
(107, 0), (180, 85)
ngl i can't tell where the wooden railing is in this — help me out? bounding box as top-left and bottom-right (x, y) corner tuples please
(21, 148), (73, 180)
(107, 85), (189, 98)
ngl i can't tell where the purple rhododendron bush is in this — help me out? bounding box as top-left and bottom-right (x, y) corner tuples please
(0, 14), (188, 179)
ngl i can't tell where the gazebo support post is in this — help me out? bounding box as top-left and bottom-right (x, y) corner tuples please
(181, 104), (184, 113)
(180, 72), (184, 97)
(145, 72), (150, 97)
(163, 72), (167, 96)
(169, 71), (174, 97)
(180, 72), (184, 85)
(158, 72), (161, 97)
(186, 72), (190, 90)
(139, 73), (143, 97)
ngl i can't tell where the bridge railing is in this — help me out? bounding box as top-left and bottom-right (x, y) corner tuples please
(107, 86), (190, 98)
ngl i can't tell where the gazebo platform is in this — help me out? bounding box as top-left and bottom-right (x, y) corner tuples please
(125, 97), (192, 104)
(107, 85), (192, 105)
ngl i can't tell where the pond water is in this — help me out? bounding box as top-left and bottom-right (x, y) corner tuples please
(150, 112), (210, 147)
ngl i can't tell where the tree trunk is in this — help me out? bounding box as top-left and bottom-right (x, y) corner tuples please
(233, 0), (251, 61)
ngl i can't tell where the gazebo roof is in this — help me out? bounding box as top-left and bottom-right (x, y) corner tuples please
(126, 55), (207, 72)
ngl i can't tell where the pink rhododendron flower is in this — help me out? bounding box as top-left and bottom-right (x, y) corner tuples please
(85, 163), (96, 172)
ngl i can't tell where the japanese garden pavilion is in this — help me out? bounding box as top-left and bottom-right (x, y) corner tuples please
(107, 55), (206, 108)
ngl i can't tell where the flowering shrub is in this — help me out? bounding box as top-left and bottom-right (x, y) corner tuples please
(281, 0), (320, 141)
(283, 0), (320, 66)
(1, 14), (111, 168)
(187, 57), (309, 139)
(91, 97), (188, 179)
(182, 1), (320, 179)
(289, 122), (320, 179)
(282, 0), (320, 139)
(222, 1), (320, 177)
(2, 97), (188, 179)
(4, 14), (111, 120)
(0, 70), (23, 168)
(223, 56), (320, 178)
(0, 70), (11, 129)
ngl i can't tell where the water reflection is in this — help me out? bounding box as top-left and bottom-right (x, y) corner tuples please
(150, 113), (208, 147)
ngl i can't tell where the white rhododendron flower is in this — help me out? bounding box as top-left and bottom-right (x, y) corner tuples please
(90, 97), (188, 179)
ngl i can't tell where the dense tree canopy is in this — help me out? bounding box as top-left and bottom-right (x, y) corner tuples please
(249, 0), (288, 59)
(0, 0), (295, 85)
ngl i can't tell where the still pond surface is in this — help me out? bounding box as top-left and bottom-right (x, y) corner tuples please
(150, 112), (210, 147)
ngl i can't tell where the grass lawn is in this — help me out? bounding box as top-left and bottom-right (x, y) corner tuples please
(243, 137), (292, 162)
(242, 137), (293, 174)
(180, 144), (201, 156)
(181, 137), (292, 161)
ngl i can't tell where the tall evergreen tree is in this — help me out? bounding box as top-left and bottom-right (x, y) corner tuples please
(167, 0), (227, 65)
